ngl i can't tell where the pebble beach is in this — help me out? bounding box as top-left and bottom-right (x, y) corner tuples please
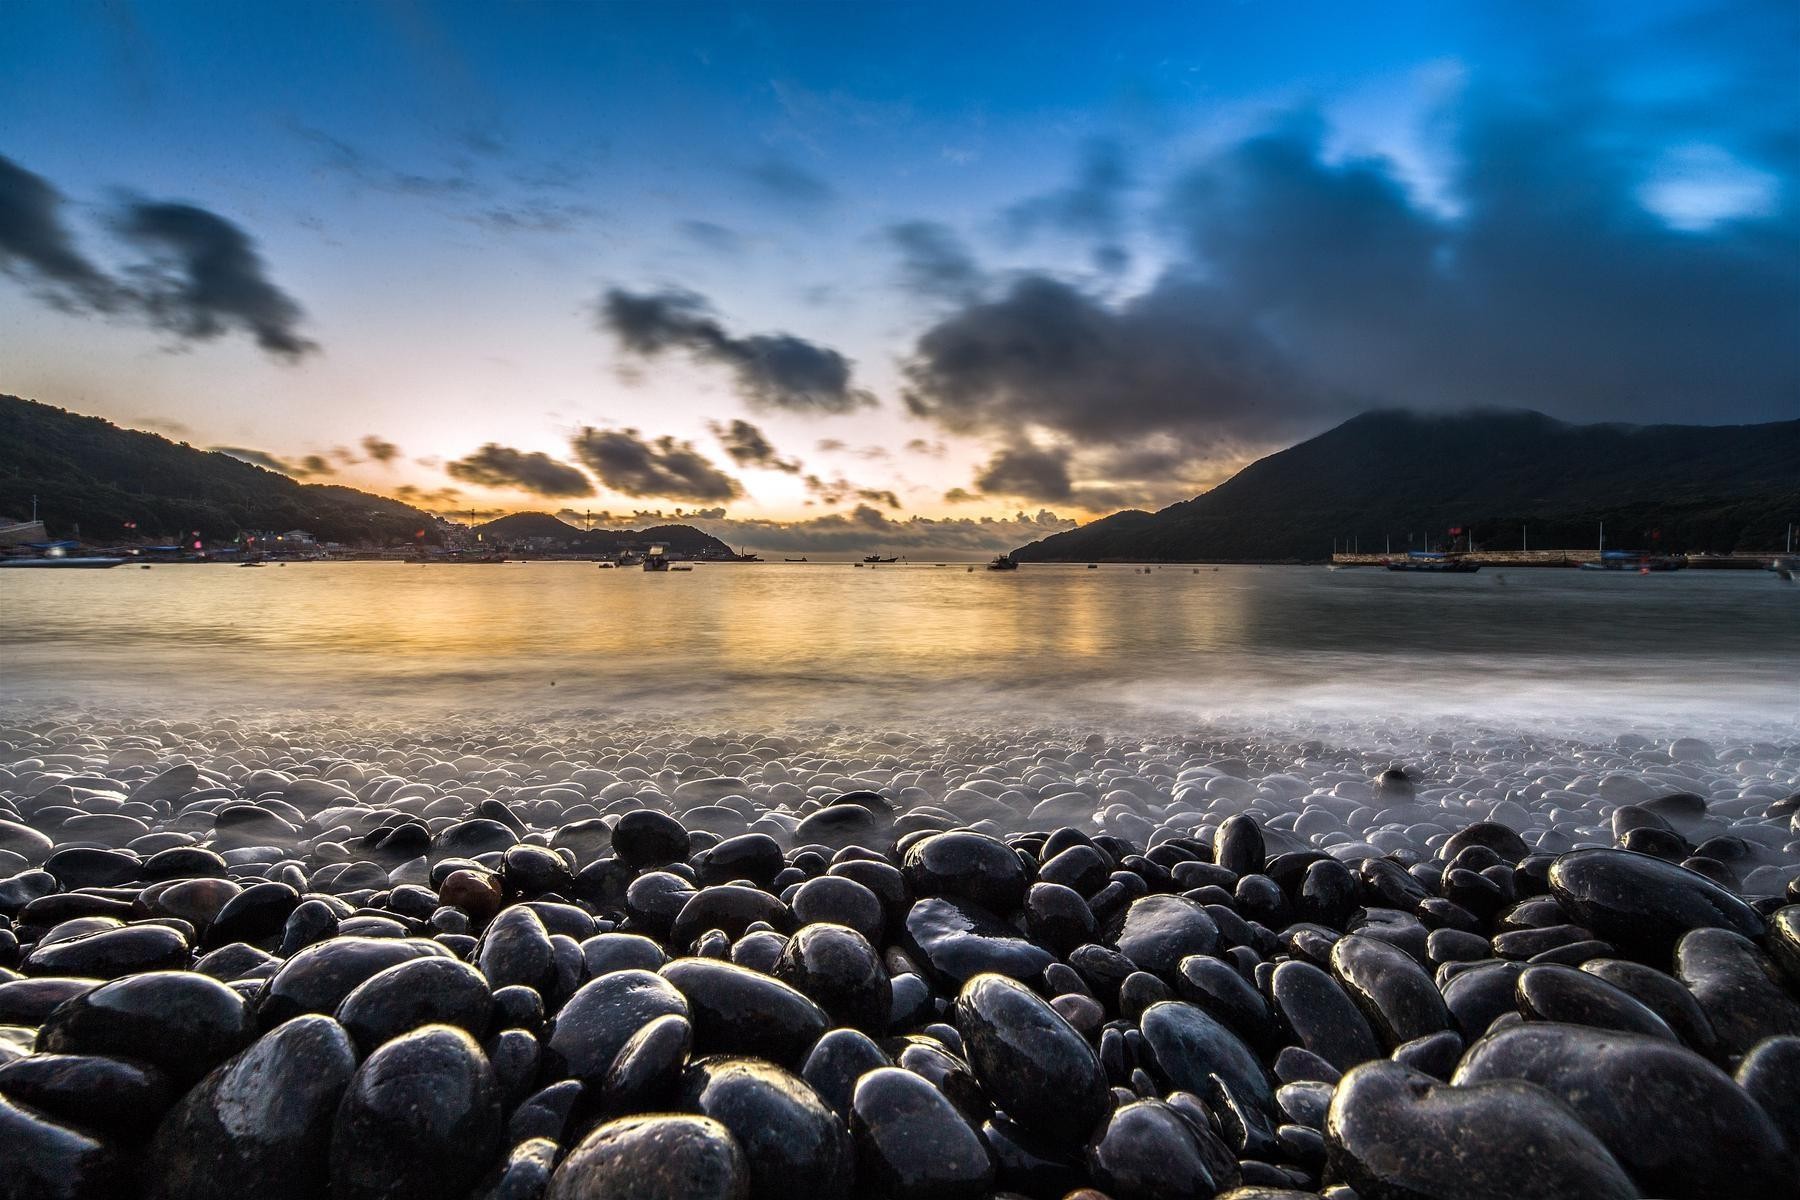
(3, 707), (1797, 1199)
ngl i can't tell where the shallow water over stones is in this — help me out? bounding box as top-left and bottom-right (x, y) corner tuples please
(0, 714), (1797, 1198)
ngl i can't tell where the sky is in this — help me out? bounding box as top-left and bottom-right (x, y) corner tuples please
(2, 0), (1795, 554)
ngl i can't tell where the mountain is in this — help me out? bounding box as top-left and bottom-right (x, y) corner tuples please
(475, 511), (735, 558)
(1015, 409), (1800, 562)
(0, 395), (439, 544)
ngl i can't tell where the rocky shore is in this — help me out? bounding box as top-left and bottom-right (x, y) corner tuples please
(1, 714), (1797, 1199)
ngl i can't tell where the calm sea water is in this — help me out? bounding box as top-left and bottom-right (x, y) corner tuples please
(3, 562), (1796, 740)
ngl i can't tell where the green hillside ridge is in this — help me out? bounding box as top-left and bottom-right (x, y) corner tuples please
(1014, 409), (1800, 562)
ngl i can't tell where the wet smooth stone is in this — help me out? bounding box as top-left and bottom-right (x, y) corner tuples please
(1108, 893), (1219, 978)
(253, 935), (450, 1029)
(1025, 881), (1097, 954)
(1440, 961), (1528, 1041)
(954, 972), (1110, 1144)
(581, 931), (669, 977)
(0, 977), (101, 1025)
(1329, 934), (1451, 1050)
(1548, 848), (1764, 958)
(510, 1079), (584, 1145)
(679, 1056), (852, 1200)
(335, 955), (491, 1053)
(1138, 999), (1274, 1115)
(600, 1012), (692, 1116)
(547, 1114), (749, 1200)
(1768, 905), (1800, 989)
(0, 1090), (127, 1200)
(145, 1014), (357, 1200)
(794, 804), (880, 850)
(1454, 1022), (1792, 1199)
(695, 834), (784, 888)
(479, 1137), (558, 1200)
(661, 958), (828, 1066)
(487, 1027), (542, 1109)
(849, 1066), (993, 1200)
(772, 922), (891, 1034)
(440, 869), (504, 923)
(1086, 1098), (1237, 1200)
(1277, 1079), (1334, 1130)
(1513, 964), (1675, 1039)
(329, 1025), (502, 1200)
(1326, 1061), (1638, 1200)
(1269, 960), (1381, 1073)
(277, 898), (342, 957)
(35, 969), (252, 1084)
(902, 831), (1028, 913)
(668, 885), (791, 949)
(21, 923), (190, 979)
(1577, 957), (1718, 1057)
(477, 906), (557, 992)
(899, 896), (1052, 989)
(205, 881), (299, 947)
(1735, 1035), (1800, 1157)
(612, 810), (692, 869)
(1215, 815), (1267, 877)
(790, 876), (885, 944)
(0, 1053), (175, 1138)
(1389, 1029), (1464, 1081)
(1173, 954), (1276, 1049)
(801, 1027), (890, 1118)
(1676, 927), (1800, 1058)
(547, 969), (690, 1086)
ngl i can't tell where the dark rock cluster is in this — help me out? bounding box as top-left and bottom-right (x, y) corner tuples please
(1, 722), (1797, 1200)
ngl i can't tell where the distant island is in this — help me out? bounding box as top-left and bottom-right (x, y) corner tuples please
(0, 396), (729, 556)
(1014, 409), (1800, 563)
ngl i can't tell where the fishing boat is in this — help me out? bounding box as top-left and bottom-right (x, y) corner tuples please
(643, 543), (671, 571)
(784, 557), (808, 563)
(863, 555), (898, 564)
(1384, 551), (1480, 574)
(986, 554), (1019, 571)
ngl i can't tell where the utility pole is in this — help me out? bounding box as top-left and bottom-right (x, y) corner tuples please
(1599, 520), (1605, 554)
(1523, 525), (1528, 552)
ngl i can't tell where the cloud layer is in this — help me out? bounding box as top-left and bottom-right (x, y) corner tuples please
(599, 287), (875, 413)
(1, 154), (318, 360)
(446, 444), (593, 497)
(570, 426), (744, 502)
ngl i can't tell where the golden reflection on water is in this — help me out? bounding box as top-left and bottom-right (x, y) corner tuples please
(3, 561), (1794, 734)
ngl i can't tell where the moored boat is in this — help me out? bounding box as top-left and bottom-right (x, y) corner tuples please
(1384, 552), (1480, 574)
(987, 554), (1019, 571)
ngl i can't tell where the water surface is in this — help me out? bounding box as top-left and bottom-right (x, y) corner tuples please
(4, 562), (1795, 740)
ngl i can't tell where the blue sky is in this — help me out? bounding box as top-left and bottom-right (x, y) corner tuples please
(1, 0), (1793, 549)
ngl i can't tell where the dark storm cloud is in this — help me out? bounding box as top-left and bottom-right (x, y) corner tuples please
(886, 220), (985, 303)
(973, 442), (1074, 503)
(709, 418), (802, 473)
(570, 426), (744, 503)
(446, 443), (594, 497)
(598, 287), (875, 413)
(297, 454), (336, 476)
(360, 435), (402, 464)
(0, 155), (122, 309)
(903, 75), (1800, 476)
(903, 271), (1317, 446)
(742, 157), (836, 209)
(118, 201), (319, 360)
